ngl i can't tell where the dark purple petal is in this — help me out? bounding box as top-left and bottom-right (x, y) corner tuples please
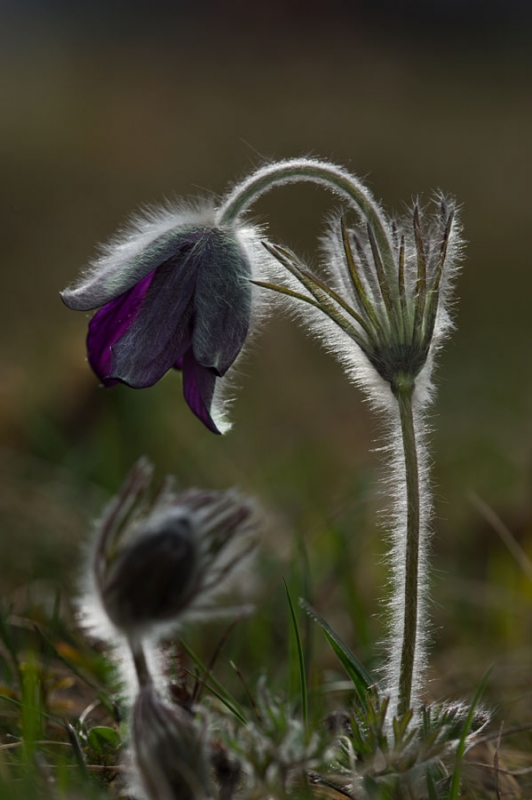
(61, 226), (203, 311)
(87, 270), (156, 385)
(108, 253), (197, 388)
(192, 230), (252, 376)
(181, 349), (220, 434)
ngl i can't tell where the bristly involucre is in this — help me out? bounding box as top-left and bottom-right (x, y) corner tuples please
(262, 194), (462, 410)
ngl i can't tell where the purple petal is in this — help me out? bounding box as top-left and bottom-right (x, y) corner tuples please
(108, 253), (197, 388)
(192, 230), (252, 376)
(62, 226), (206, 311)
(87, 269), (156, 385)
(181, 349), (220, 434)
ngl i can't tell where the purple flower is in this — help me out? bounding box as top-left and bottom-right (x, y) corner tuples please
(61, 205), (260, 433)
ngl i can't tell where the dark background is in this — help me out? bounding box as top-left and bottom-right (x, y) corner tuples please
(1, 0), (531, 721)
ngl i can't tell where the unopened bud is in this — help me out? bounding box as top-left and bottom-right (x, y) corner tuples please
(87, 459), (260, 642)
(132, 684), (214, 800)
(101, 510), (199, 636)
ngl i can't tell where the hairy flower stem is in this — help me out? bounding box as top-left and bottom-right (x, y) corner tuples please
(393, 379), (422, 718)
(218, 158), (396, 281)
(219, 159), (441, 716)
(130, 640), (153, 688)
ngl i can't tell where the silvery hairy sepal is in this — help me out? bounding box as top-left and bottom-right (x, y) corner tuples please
(132, 683), (214, 800)
(86, 458), (259, 642)
(61, 202), (268, 433)
(260, 196), (461, 407)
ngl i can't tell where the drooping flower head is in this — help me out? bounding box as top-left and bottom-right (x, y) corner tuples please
(61, 203), (265, 433)
(85, 458), (259, 643)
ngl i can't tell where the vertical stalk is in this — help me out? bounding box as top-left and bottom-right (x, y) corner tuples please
(130, 640), (153, 688)
(393, 380), (421, 718)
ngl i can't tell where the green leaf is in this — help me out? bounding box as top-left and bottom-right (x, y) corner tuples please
(284, 580), (308, 726)
(179, 640), (247, 724)
(86, 726), (121, 755)
(300, 599), (372, 708)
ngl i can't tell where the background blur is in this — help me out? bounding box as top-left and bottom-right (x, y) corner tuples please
(1, 0), (531, 733)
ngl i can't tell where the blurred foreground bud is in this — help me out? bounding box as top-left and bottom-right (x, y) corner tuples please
(101, 511), (198, 635)
(88, 458), (259, 641)
(61, 203), (265, 433)
(132, 684), (214, 800)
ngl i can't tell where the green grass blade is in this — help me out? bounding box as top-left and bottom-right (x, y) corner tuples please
(200, 681), (247, 725)
(448, 667), (492, 800)
(284, 580), (308, 726)
(21, 656), (42, 761)
(179, 640), (247, 724)
(0, 604), (22, 687)
(426, 768), (439, 800)
(32, 624), (106, 694)
(0, 692), (58, 724)
(300, 599), (372, 707)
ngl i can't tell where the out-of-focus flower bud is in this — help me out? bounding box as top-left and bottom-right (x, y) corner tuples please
(85, 459), (259, 642)
(101, 510), (199, 635)
(132, 684), (214, 800)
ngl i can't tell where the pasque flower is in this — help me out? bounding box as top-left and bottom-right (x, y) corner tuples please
(87, 458), (259, 642)
(61, 204), (262, 433)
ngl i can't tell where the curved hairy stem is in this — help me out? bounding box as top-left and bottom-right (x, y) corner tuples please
(217, 158), (396, 283)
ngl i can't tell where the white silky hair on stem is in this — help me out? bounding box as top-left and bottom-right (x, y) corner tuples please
(218, 158), (462, 719)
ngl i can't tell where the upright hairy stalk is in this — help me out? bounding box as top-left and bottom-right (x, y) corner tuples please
(396, 386), (420, 715)
(216, 159), (461, 715)
(392, 381), (426, 716)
